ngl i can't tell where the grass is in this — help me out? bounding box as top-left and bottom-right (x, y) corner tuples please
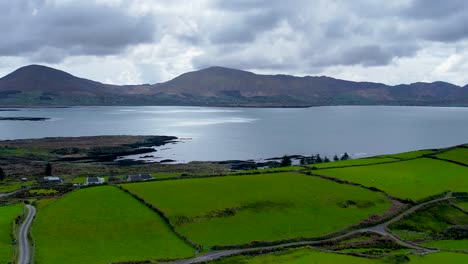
(122, 172), (390, 246)
(383, 150), (436, 160)
(0, 147), (50, 157)
(33, 186), (194, 264)
(0, 204), (23, 264)
(211, 247), (468, 263)
(421, 239), (468, 250)
(458, 202), (468, 211)
(436, 147), (468, 165)
(408, 252), (468, 263)
(29, 189), (57, 195)
(211, 248), (380, 263)
(389, 203), (468, 237)
(308, 157), (397, 169)
(0, 181), (35, 193)
(317, 158), (468, 200)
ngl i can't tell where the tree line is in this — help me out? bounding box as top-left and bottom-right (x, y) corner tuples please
(280, 152), (350, 167)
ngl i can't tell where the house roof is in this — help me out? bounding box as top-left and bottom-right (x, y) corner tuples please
(87, 177), (100, 183)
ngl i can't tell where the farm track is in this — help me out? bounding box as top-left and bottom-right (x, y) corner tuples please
(18, 204), (35, 264)
(171, 195), (451, 263)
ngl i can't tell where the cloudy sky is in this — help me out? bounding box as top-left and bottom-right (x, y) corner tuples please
(1, 0), (468, 86)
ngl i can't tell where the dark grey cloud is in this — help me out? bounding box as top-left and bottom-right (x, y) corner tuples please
(190, 0), (468, 72)
(403, 0), (467, 19)
(0, 0), (156, 62)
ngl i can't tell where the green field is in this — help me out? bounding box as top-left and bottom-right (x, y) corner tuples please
(0, 204), (23, 264)
(0, 181), (34, 193)
(212, 247), (468, 264)
(212, 248), (380, 263)
(389, 203), (468, 238)
(123, 172), (390, 246)
(33, 186), (194, 264)
(29, 189), (57, 195)
(383, 149), (436, 160)
(409, 252), (468, 263)
(421, 239), (468, 250)
(316, 158), (468, 200)
(436, 147), (468, 165)
(309, 157), (397, 169)
(458, 202), (468, 211)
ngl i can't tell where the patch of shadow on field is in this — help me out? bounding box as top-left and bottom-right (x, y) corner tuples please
(174, 201), (292, 226)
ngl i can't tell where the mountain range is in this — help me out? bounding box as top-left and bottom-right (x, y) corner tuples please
(1, 64), (468, 107)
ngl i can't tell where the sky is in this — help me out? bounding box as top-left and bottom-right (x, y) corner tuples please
(1, 0), (468, 86)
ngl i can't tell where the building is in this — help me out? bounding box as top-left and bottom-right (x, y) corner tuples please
(43, 176), (62, 184)
(127, 173), (153, 182)
(85, 176), (105, 185)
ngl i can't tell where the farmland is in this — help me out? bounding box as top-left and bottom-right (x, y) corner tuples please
(421, 239), (468, 250)
(32, 186), (194, 264)
(309, 157), (398, 169)
(0, 204), (23, 264)
(211, 247), (468, 264)
(389, 202), (468, 239)
(436, 147), (468, 165)
(122, 172), (390, 246)
(315, 158), (468, 200)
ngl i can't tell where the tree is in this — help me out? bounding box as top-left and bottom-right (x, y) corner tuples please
(300, 157), (306, 165)
(333, 155), (339, 162)
(324, 156), (330, 163)
(315, 154), (323, 163)
(0, 167), (5, 181)
(280, 155), (292, 167)
(45, 163), (52, 176)
(341, 152), (350, 161)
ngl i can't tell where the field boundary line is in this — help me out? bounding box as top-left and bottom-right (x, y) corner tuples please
(425, 155), (468, 168)
(114, 185), (202, 252)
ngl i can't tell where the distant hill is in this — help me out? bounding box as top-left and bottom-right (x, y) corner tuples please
(1, 64), (468, 107)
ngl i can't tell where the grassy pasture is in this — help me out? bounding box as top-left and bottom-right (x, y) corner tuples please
(409, 252), (468, 263)
(308, 157), (397, 169)
(211, 247), (468, 264)
(33, 186), (194, 264)
(212, 248), (380, 263)
(421, 239), (468, 250)
(458, 202), (468, 211)
(383, 149), (436, 160)
(0, 204), (23, 264)
(389, 203), (468, 239)
(123, 172), (390, 246)
(0, 181), (35, 193)
(29, 189), (57, 195)
(436, 147), (468, 165)
(317, 158), (468, 200)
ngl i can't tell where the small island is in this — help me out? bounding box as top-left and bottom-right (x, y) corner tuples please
(0, 117), (50, 121)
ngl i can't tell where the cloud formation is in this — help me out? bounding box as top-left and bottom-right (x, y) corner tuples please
(0, 0), (156, 62)
(1, 0), (468, 86)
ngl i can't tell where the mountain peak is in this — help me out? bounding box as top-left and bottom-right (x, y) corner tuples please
(2, 64), (73, 81)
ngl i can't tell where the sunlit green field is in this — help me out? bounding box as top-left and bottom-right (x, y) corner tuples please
(211, 247), (468, 264)
(458, 202), (468, 211)
(436, 147), (468, 165)
(309, 157), (397, 169)
(421, 239), (468, 251)
(316, 158), (468, 200)
(33, 186), (194, 264)
(123, 172), (390, 246)
(0, 204), (23, 264)
(383, 149), (436, 160)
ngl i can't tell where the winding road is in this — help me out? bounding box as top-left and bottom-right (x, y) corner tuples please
(173, 195), (452, 263)
(18, 204), (36, 264)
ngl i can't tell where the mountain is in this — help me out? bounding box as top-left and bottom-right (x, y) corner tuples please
(1, 64), (468, 107)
